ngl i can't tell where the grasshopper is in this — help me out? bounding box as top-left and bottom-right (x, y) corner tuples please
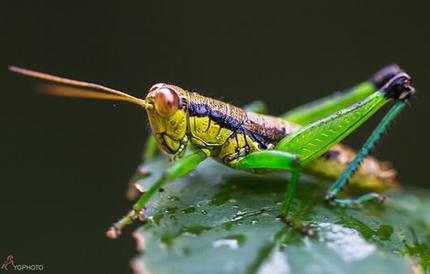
(9, 65), (415, 239)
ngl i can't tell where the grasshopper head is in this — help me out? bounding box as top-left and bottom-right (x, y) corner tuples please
(7, 66), (191, 156)
(145, 83), (189, 156)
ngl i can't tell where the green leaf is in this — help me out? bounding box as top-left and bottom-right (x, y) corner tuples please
(130, 158), (430, 274)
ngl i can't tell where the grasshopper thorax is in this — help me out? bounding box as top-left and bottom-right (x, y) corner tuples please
(145, 83), (189, 156)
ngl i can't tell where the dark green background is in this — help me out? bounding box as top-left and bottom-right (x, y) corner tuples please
(1, 1), (429, 273)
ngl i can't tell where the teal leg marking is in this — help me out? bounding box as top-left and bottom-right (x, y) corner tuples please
(243, 100), (268, 114)
(237, 150), (301, 217)
(331, 193), (387, 208)
(108, 150), (208, 239)
(326, 101), (407, 206)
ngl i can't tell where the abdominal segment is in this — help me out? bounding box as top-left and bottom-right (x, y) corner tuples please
(305, 143), (398, 192)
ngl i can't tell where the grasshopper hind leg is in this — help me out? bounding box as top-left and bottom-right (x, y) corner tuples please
(325, 101), (409, 208)
(328, 193), (387, 208)
(282, 65), (403, 125)
(239, 74), (413, 217)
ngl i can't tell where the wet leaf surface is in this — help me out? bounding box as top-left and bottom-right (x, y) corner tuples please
(130, 158), (430, 274)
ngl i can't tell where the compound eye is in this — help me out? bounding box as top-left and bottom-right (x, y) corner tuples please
(154, 88), (180, 117)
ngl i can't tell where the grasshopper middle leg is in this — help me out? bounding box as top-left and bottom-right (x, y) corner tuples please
(236, 150), (302, 217)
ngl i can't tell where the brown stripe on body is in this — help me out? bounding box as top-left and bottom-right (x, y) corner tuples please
(242, 112), (301, 149)
(187, 92), (247, 129)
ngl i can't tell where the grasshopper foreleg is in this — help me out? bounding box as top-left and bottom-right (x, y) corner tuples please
(107, 149), (209, 239)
